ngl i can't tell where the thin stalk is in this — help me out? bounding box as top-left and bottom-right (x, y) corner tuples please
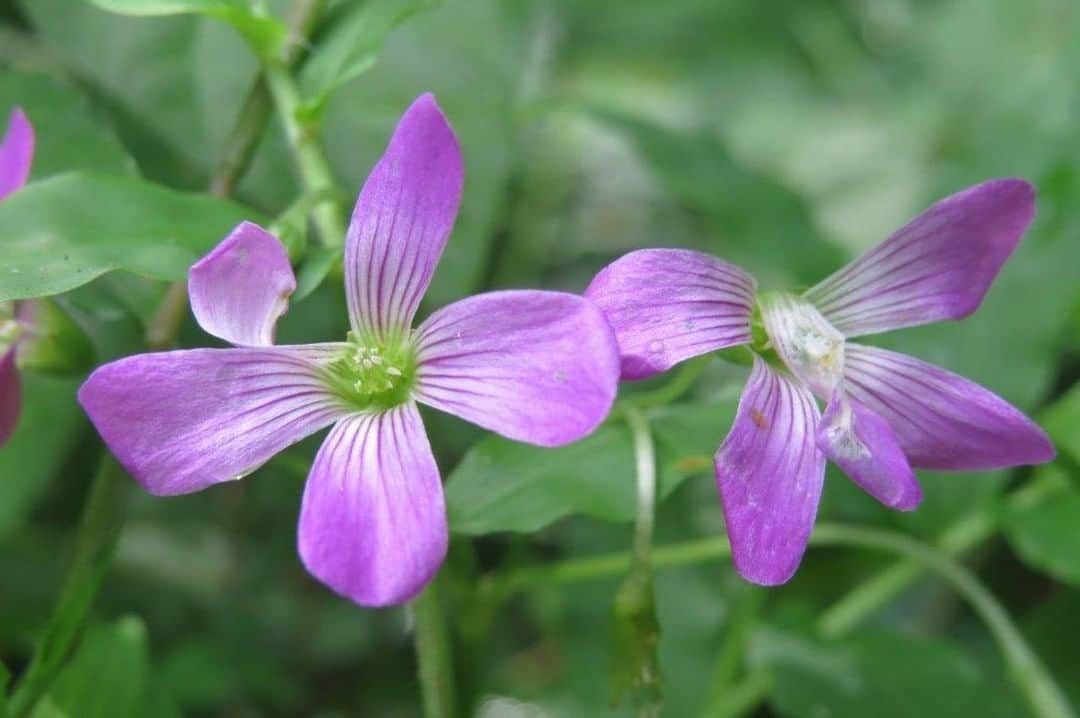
(626, 408), (656, 562)
(818, 470), (1063, 637)
(209, 77), (274, 198)
(702, 670), (773, 718)
(811, 524), (1075, 718)
(8, 459), (128, 718)
(412, 581), (457, 718)
(492, 523), (1075, 718)
(261, 59), (347, 248)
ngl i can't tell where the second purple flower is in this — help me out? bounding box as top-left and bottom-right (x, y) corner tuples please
(80, 95), (621, 606)
(586, 178), (1054, 585)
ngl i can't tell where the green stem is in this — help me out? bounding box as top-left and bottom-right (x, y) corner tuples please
(625, 408), (656, 562)
(8, 458), (129, 718)
(261, 58), (347, 248)
(209, 76), (273, 198)
(493, 523), (1074, 718)
(412, 581), (457, 718)
(818, 470), (1063, 637)
(811, 524), (1075, 718)
(703, 670), (773, 718)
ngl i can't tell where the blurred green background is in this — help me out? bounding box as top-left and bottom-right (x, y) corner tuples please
(1, 0), (1078, 716)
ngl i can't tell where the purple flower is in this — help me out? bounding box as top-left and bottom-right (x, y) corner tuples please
(586, 179), (1054, 585)
(80, 95), (620, 606)
(0, 107), (36, 446)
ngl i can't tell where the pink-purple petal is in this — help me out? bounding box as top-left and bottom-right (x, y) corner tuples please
(584, 248), (756, 380)
(0, 347), (20, 446)
(818, 392), (922, 510)
(413, 290), (620, 447)
(0, 107), (33, 200)
(805, 179), (1035, 337)
(188, 222), (296, 347)
(297, 404), (447, 607)
(715, 358), (825, 585)
(843, 343), (1055, 470)
(344, 93), (463, 340)
(78, 345), (347, 496)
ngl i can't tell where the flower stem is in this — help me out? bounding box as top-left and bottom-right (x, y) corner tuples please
(625, 408), (656, 562)
(7, 458), (128, 718)
(810, 524), (1075, 718)
(817, 470), (1063, 637)
(262, 61), (346, 248)
(492, 522), (1075, 718)
(412, 580), (457, 718)
(259, 5), (348, 253)
(702, 669), (773, 718)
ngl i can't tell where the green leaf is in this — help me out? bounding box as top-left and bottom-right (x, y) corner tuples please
(15, 299), (96, 376)
(87, 0), (287, 55)
(0, 72), (134, 178)
(1041, 381), (1080, 463)
(590, 109), (846, 286)
(299, 0), (438, 111)
(1, 661), (9, 718)
(33, 616), (150, 718)
(1023, 590), (1080, 710)
(446, 401), (732, 535)
(0, 172), (261, 303)
(754, 627), (1024, 718)
(0, 376), (84, 541)
(1004, 465), (1080, 587)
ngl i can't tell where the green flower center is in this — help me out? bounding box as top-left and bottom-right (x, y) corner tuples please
(325, 330), (417, 411)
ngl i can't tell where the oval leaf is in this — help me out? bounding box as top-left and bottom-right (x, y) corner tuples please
(0, 172), (261, 302)
(299, 0), (438, 111)
(1004, 465), (1080, 587)
(0, 72), (134, 178)
(89, 0), (286, 54)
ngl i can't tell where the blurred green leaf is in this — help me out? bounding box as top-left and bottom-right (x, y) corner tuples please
(0, 73), (134, 178)
(1024, 590), (1080, 710)
(1041, 381), (1080, 463)
(87, 0), (287, 55)
(159, 639), (235, 709)
(319, 0), (524, 307)
(0, 172), (260, 302)
(294, 245), (342, 300)
(299, 0), (438, 112)
(447, 401), (731, 535)
(590, 109), (846, 286)
(21, 0), (255, 191)
(753, 627), (1024, 718)
(33, 615), (150, 718)
(1, 661), (9, 718)
(15, 299), (95, 376)
(0, 376), (84, 541)
(1004, 465), (1080, 587)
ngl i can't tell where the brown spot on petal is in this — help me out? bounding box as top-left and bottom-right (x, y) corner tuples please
(751, 408), (768, 430)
